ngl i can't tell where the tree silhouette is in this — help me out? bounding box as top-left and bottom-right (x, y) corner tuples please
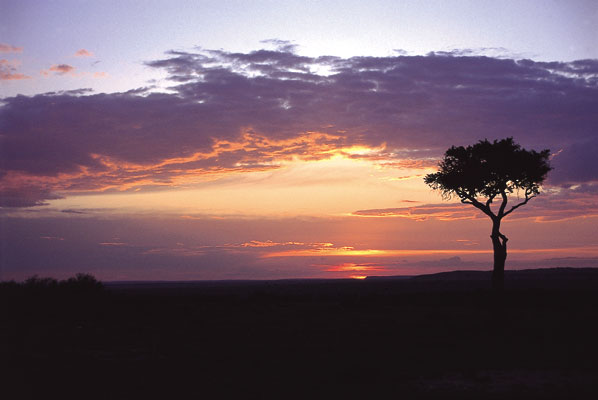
(424, 138), (551, 290)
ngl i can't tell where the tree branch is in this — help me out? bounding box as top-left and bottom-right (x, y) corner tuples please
(485, 192), (497, 208)
(503, 189), (536, 217)
(457, 190), (495, 218)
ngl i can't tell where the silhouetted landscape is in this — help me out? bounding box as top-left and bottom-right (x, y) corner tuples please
(3, 268), (598, 399)
(4, 2), (598, 399)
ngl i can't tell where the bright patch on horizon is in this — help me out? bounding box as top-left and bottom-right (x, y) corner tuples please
(263, 246), (598, 259)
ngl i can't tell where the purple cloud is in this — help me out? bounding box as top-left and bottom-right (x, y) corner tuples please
(1, 46), (597, 206)
(45, 64), (75, 75)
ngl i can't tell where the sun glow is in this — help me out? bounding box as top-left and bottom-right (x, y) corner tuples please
(44, 136), (438, 217)
(264, 246), (598, 259)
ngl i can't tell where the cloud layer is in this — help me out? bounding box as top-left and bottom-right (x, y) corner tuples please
(1, 45), (597, 207)
(3, 212), (597, 281)
(353, 189), (598, 222)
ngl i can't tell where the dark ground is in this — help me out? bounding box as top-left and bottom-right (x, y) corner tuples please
(2, 268), (598, 399)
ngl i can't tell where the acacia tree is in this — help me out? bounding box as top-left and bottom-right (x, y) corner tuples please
(424, 138), (551, 290)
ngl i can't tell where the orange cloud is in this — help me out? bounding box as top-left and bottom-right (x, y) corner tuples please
(453, 239), (479, 246)
(263, 245), (598, 260)
(320, 262), (386, 272)
(0, 130), (377, 201)
(377, 159), (439, 170)
(0, 43), (23, 53)
(74, 49), (93, 57)
(241, 240), (305, 248)
(352, 204), (479, 221)
(0, 59), (30, 80)
(10, 129), (439, 203)
(387, 174), (425, 181)
(264, 244), (397, 258)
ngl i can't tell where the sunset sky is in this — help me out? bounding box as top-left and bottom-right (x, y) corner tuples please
(1, 0), (597, 281)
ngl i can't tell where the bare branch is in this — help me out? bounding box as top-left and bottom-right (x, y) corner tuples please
(457, 190), (495, 218)
(503, 192), (537, 217)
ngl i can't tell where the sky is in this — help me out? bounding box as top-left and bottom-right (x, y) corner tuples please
(1, 0), (598, 281)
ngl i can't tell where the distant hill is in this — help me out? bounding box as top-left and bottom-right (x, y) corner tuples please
(96, 267), (598, 296)
(367, 267), (598, 281)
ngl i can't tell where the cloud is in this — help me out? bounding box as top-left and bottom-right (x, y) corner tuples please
(0, 43), (23, 53)
(38, 64), (106, 79)
(40, 236), (64, 241)
(353, 189), (598, 222)
(548, 140), (598, 186)
(0, 59), (30, 80)
(0, 186), (63, 207)
(42, 64), (76, 76)
(2, 212), (598, 281)
(1, 46), (597, 207)
(74, 49), (93, 57)
(353, 204), (480, 221)
(260, 39), (298, 53)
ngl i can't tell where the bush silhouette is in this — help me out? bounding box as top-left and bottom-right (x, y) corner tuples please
(1, 273), (104, 294)
(24, 275), (59, 289)
(61, 273), (104, 293)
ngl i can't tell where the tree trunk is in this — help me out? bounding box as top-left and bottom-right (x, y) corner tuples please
(490, 218), (507, 291)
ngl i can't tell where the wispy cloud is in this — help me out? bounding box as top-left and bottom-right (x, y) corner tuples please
(40, 236), (65, 241)
(3, 213), (598, 281)
(0, 43), (23, 53)
(0, 59), (30, 80)
(353, 204), (480, 221)
(353, 190), (598, 222)
(74, 49), (93, 57)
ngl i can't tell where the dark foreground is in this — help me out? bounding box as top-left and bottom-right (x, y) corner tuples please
(2, 268), (598, 399)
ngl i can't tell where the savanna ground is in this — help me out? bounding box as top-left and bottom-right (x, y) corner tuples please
(2, 269), (598, 399)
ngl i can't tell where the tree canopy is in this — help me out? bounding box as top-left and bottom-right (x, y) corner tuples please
(424, 138), (551, 219)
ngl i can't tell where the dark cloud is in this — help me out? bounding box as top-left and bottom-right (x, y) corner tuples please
(1, 46), (597, 206)
(48, 64), (75, 75)
(548, 139), (598, 186)
(0, 186), (63, 207)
